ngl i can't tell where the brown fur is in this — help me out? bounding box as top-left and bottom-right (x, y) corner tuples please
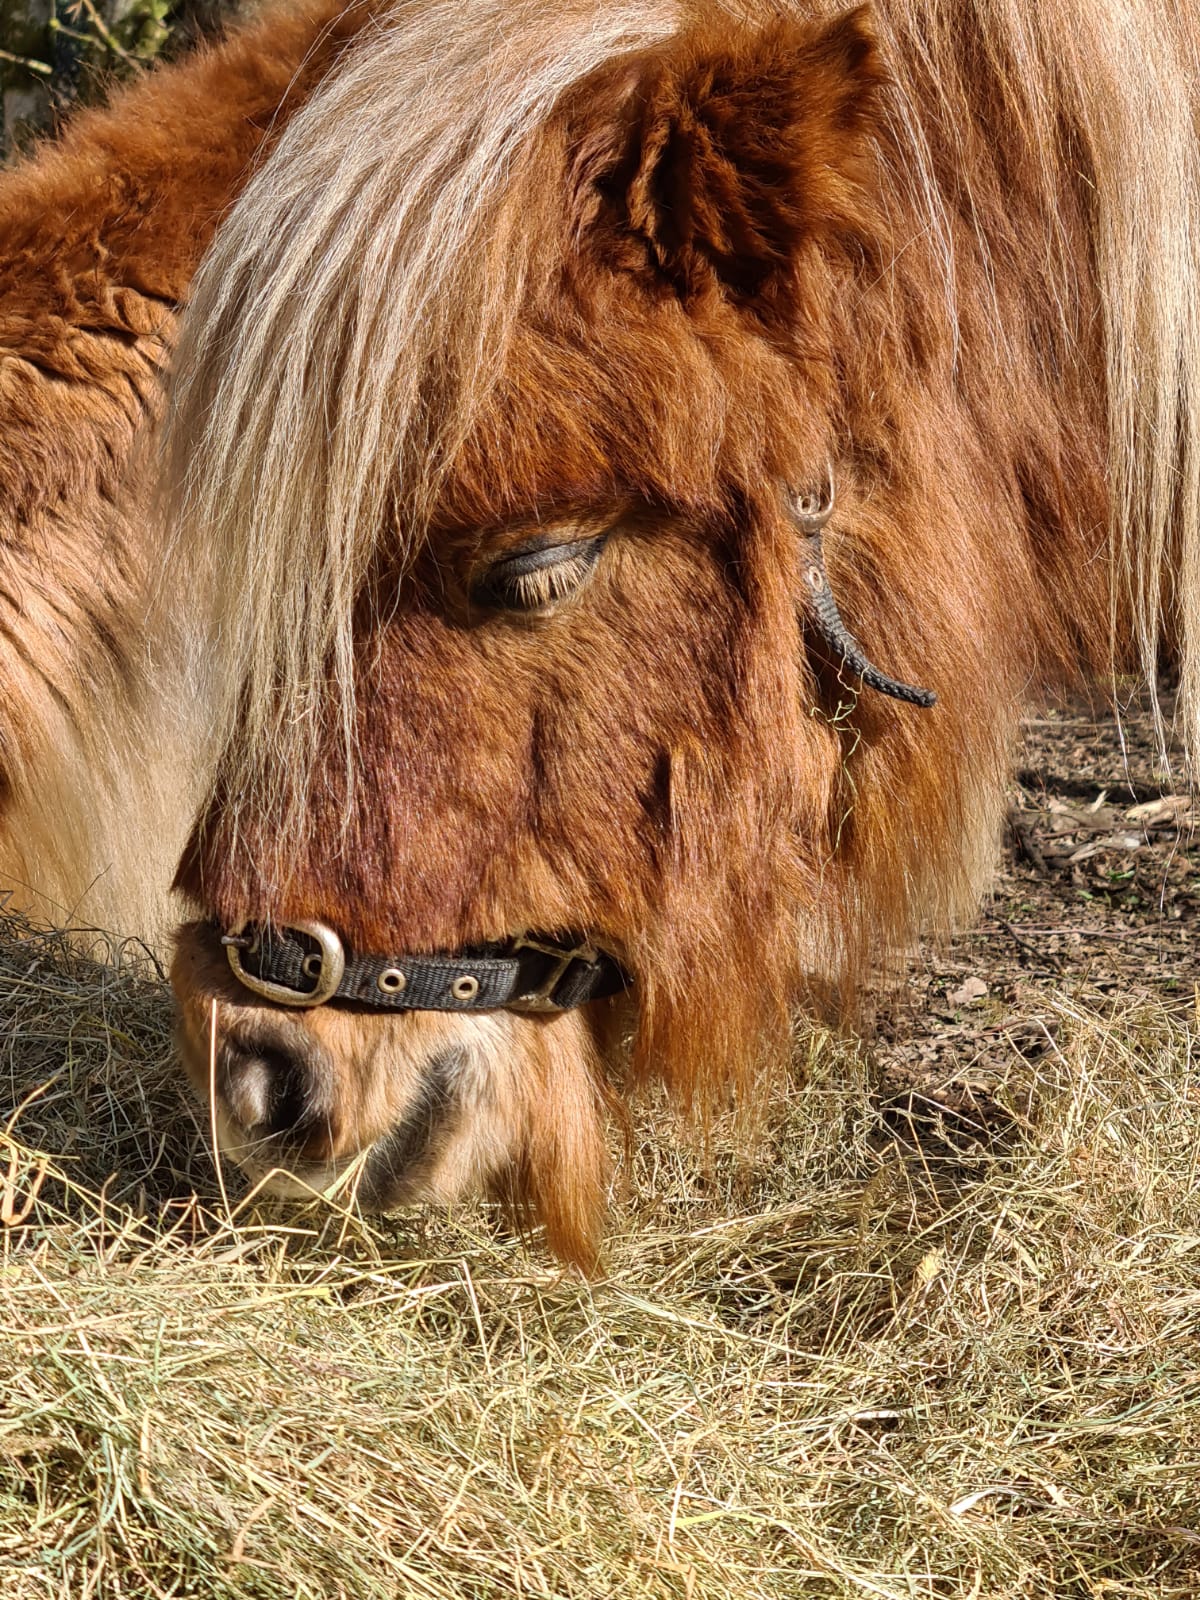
(0, 0), (373, 933)
(1, 0), (1196, 1267)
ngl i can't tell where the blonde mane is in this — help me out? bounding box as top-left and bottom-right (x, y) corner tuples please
(163, 0), (1200, 829)
(870, 0), (1200, 761)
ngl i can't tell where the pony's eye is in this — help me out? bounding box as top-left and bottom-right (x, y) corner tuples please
(472, 535), (606, 613)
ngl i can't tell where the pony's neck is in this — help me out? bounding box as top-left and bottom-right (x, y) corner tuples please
(0, 0), (376, 944)
(0, 0), (372, 314)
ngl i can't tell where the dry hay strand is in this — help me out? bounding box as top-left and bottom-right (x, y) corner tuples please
(0, 908), (1198, 1598)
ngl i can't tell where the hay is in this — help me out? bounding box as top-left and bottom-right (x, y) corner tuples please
(1, 911), (1198, 1598)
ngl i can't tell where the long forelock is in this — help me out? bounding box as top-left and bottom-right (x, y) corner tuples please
(162, 0), (681, 824)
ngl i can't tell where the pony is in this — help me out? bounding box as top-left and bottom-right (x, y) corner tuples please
(0, 0), (1195, 1265)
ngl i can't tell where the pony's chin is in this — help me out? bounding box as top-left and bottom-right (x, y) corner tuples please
(207, 1109), (359, 1202)
(242, 1164), (350, 1202)
(220, 1128), (515, 1216)
(222, 1149), (365, 1205)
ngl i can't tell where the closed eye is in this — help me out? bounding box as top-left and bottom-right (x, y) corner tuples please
(471, 535), (606, 613)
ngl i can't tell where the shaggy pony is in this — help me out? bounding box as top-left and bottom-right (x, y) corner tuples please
(0, 0), (1195, 1262)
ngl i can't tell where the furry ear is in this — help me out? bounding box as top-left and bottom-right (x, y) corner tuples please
(579, 7), (885, 311)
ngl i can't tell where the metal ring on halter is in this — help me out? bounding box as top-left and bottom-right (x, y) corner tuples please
(508, 934), (601, 1012)
(224, 919), (347, 1008)
(789, 462), (836, 533)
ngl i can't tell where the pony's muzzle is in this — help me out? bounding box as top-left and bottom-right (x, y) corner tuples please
(171, 922), (565, 1218)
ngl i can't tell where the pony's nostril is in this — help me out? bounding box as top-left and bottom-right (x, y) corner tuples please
(223, 1049), (275, 1131)
(252, 1047), (309, 1137)
(219, 1031), (338, 1158)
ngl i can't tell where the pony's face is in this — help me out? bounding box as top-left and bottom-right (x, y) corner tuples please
(169, 10), (895, 1263)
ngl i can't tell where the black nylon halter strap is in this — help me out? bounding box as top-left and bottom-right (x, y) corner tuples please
(222, 923), (629, 1014)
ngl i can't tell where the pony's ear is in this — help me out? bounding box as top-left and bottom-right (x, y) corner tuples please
(579, 7), (885, 312)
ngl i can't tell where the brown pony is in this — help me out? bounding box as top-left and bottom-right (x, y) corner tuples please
(0, 0), (1196, 1264)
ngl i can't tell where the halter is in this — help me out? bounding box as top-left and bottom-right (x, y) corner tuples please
(222, 921), (628, 1012)
(220, 470), (933, 1012)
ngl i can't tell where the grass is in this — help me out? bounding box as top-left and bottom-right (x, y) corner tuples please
(1, 914), (1199, 1598)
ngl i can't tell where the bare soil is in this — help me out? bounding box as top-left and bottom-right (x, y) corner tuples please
(874, 680), (1197, 1137)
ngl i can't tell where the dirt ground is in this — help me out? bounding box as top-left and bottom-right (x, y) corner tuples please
(873, 679), (1197, 1137)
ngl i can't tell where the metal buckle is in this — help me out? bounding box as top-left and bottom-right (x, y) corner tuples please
(508, 935), (598, 1013)
(225, 919), (346, 1008)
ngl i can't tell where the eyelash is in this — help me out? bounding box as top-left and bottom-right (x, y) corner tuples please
(472, 536), (606, 613)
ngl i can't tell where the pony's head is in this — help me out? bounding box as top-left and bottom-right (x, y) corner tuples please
(164, 0), (984, 1264)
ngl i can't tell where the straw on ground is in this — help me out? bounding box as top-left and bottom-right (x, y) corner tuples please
(1, 915), (1198, 1598)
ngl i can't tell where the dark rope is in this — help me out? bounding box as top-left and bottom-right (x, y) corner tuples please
(789, 479), (937, 710)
